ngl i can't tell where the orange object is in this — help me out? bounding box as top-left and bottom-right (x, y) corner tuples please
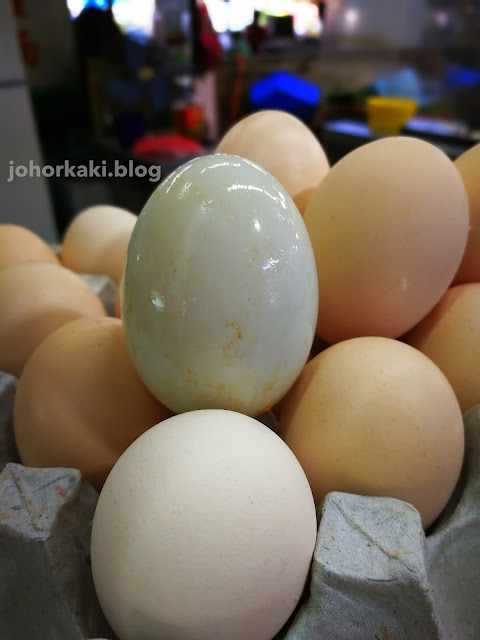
(170, 103), (206, 142)
(184, 104), (204, 129)
(183, 104), (206, 141)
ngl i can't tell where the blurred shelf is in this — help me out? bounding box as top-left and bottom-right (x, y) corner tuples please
(321, 117), (476, 165)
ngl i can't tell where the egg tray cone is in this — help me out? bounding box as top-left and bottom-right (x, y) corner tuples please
(78, 273), (116, 317)
(1, 367), (480, 640)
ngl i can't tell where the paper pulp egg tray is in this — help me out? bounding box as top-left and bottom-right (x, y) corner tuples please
(1, 276), (479, 640)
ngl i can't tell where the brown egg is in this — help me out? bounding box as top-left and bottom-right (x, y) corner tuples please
(454, 144), (480, 284)
(0, 223), (59, 270)
(114, 285), (122, 319)
(271, 402), (282, 422)
(14, 317), (172, 491)
(216, 110), (330, 215)
(279, 337), (464, 529)
(0, 262), (106, 376)
(304, 137), (469, 344)
(61, 205), (137, 284)
(405, 283), (480, 414)
(113, 265), (125, 319)
(272, 336), (329, 422)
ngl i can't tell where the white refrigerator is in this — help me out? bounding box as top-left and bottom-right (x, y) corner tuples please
(0, 0), (57, 241)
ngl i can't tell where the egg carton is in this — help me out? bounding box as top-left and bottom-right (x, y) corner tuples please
(1, 366), (479, 640)
(78, 274), (116, 318)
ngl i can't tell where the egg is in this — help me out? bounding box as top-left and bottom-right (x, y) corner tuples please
(453, 143), (480, 284)
(0, 223), (59, 270)
(279, 337), (464, 529)
(304, 137), (469, 344)
(14, 317), (171, 490)
(114, 285), (122, 319)
(0, 262), (106, 376)
(114, 267), (125, 319)
(405, 283), (480, 414)
(61, 205), (137, 284)
(123, 154), (318, 416)
(91, 409), (317, 640)
(216, 110), (330, 214)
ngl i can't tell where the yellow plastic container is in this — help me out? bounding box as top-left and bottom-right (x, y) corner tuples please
(366, 97), (418, 135)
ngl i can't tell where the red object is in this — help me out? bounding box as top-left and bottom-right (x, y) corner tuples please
(198, 2), (222, 71)
(245, 23), (268, 54)
(54, 485), (67, 498)
(183, 104), (204, 129)
(132, 134), (205, 159)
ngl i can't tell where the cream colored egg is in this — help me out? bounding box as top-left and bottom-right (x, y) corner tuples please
(0, 223), (59, 270)
(61, 205), (137, 284)
(304, 136), (469, 344)
(279, 337), (464, 529)
(14, 317), (171, 490)
(405, 283), (480, 414)
(91, 409), (317, 640)
(0, 262), (106, 376)
(216, 110), (330, 214)
(454, 144), (480, 284)
(123, 154), (318, 416)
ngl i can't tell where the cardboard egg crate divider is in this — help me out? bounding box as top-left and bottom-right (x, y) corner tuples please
(1, 274), (480, 640)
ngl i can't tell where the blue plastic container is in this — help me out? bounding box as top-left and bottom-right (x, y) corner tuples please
(446, 68), (480, 90)
(249, 71), (321, 123)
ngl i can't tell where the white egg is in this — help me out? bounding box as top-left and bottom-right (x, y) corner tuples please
(123, 154), (318, 415)
(91, 410), (317, 640)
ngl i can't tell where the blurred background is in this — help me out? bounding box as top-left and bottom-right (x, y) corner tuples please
(1, 0), (480, 240)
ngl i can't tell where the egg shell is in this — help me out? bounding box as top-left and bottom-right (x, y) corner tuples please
(453, 143), (480, 284)
(405, 283), (480, 414)
(113, 266), (125, 319)
(91, 409), (317, 640)
(14, 317), (171, 490)
(114, 285), (122, 319)
(123, 153), (318, 416)
(279, 336), (464, 529)
(0, 223), (59, 270)
(216, 110), (330, 215)
(304, 136), (469, 343)
(0, 262), (106, 377)
(61, 205), (137, 284)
